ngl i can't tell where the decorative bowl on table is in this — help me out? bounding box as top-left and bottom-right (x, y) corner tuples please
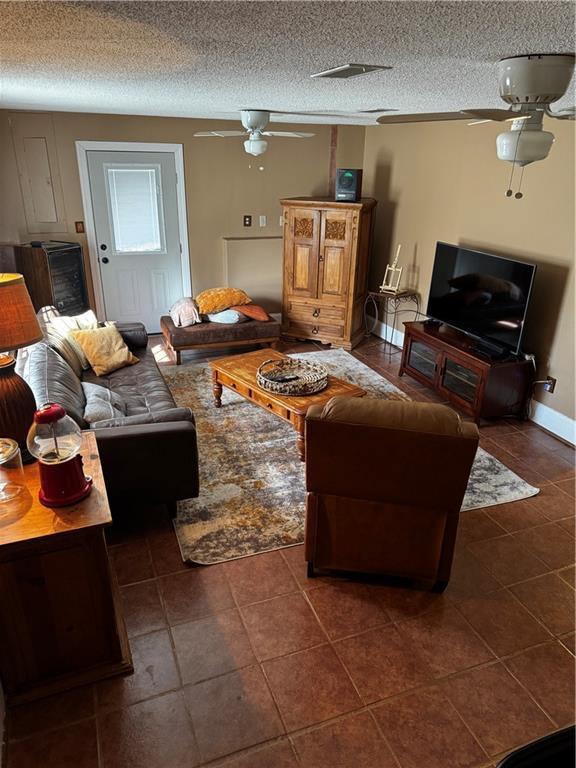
(256, 358), (328, 396)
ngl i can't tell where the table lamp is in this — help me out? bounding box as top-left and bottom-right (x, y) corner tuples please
(0, 274), (43, 463)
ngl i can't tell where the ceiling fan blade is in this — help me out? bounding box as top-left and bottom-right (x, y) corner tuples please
(377, 112), (470, 124)
(193, 131), (245, 137)
(262, 131), (315, 138)
(461, 108), (519, 121)
(547, 106), (575, 119)
(263, 109), (395, 118)
(467, 114), (532, 127)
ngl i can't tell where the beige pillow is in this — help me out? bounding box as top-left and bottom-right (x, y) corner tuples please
(70, 326), (139, 376)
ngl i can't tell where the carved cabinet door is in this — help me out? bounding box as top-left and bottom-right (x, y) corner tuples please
(285, 208), (321, 298)
(317, 210), (353, 303)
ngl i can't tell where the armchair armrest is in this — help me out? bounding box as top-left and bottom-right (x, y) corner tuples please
(94, 420), (199, 503)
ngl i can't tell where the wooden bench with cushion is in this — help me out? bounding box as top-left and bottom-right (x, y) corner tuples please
(160, 315), (282, 364)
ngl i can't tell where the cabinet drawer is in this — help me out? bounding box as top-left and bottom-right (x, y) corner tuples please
(287, 300), (346, 322)
(251, 390), (291, 419)
(285, 316), (345, 340)
(218, 373), (251, 398)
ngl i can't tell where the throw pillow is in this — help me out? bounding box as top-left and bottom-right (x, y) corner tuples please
(70, 326), (139, 377)
(195, 287), (251, 315)
(230, 303), (270, 322)
(169, 297), (201, 327)
(81, 382), (127, 424)
(43, 321), (84, 377)
(49, 310), (100, 370)
(206, 309), (249, 324)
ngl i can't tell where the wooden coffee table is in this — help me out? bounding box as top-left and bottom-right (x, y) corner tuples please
(209, 348), (366, 461)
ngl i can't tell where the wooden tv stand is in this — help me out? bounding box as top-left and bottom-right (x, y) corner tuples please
(399, 322), (534, 422)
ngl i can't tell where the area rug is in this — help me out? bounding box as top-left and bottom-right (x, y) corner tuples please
(162, 348), (539, 565)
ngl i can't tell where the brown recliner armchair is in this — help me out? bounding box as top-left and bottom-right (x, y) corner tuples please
(304, 397), (479, 591)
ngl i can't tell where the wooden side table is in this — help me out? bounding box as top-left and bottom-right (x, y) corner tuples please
(0, 432), (132, 705)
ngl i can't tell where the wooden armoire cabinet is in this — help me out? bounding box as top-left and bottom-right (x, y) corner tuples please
(280, 197), (377, 350)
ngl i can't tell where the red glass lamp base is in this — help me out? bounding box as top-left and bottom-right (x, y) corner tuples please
(38, 455), (93, 508)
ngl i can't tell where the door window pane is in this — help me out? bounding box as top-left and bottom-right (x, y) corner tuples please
(106, 166), (164, 253)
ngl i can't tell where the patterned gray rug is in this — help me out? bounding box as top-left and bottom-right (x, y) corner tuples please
(162, 348), (539, 565)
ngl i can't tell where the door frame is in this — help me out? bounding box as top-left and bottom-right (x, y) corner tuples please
(75, 140), (192, 320)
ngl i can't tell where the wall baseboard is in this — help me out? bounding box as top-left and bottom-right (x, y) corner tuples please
(529, 400), (576, 446)
(370, 320), (575, 445)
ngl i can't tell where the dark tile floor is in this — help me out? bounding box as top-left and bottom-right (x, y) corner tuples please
(5, 336), (575, 768)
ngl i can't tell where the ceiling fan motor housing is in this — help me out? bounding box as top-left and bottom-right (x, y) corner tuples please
(498, 54), (575, 105)
(240, 110), (270, 132)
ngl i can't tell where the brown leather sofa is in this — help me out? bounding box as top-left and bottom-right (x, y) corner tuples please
(304, 396), (479, 590)
(17, 322), (199, 511)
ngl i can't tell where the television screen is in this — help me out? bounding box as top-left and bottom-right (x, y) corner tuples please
(426, 243), (536, 354)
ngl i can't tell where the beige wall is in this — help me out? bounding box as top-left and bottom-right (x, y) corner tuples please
(362, 119), (575, 421)
(0, 110), (334, 305)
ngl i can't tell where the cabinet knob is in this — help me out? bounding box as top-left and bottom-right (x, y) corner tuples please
(312, 326), (319, 334)
(312, 308), (320, 317)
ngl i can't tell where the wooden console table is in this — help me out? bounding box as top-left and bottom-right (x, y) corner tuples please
(399, 322), (534, 422)
(0, 432), (132, 705)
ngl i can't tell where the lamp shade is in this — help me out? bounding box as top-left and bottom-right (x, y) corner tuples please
(0, 274), (43, 352)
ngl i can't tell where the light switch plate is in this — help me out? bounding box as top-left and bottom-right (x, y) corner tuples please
(259, 215), (267, 227)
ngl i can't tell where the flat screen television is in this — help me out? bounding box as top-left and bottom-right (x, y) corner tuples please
(426, 243), (536, 355)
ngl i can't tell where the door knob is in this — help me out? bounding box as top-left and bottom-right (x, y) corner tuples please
(101, 256), (109, 264)
(100, 243), (107, 251)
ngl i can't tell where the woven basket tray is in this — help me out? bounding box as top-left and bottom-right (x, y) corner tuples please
(256, 358), (328, 396)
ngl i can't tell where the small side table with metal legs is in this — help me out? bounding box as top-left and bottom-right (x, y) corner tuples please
(364, 290), (421, 361)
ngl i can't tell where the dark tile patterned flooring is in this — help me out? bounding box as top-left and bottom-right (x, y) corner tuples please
(5, 336), (574, 768)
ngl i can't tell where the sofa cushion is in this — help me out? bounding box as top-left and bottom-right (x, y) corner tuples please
(81, 382), (126, 424)
(91, 407), (194, 429)
(81, 346), (176, 417)
(71, 326), (139, 376)
(195, 287), (251, 315)
(18, 342), (87, 427)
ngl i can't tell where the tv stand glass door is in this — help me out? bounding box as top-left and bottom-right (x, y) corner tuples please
(438, 358), (480, 405)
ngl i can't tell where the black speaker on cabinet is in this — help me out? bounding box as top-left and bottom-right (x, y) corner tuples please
(335, 168), (363, 202)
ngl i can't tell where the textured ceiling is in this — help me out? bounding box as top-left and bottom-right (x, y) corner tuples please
(1, 1), (575, 125)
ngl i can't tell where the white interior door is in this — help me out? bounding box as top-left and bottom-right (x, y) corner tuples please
(87, 150), (186, 333)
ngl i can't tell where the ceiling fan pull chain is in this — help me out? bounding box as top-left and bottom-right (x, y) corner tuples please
(506, 119), (525, 197)
(515, 166), (525, 199)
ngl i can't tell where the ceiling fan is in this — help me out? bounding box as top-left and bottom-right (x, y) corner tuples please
(194, 107), (396, 155)
(377, 54), (575, 167)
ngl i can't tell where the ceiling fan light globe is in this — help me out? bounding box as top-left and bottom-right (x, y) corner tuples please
(496, 128), (555, 166)
(244, 138), (268, 156)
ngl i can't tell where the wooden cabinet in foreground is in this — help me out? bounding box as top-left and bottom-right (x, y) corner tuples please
(281, 197), (377, 350)
(0, 432), (132, 705)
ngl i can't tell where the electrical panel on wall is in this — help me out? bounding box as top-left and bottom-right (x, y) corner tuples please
(10, 113), (68, 234)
